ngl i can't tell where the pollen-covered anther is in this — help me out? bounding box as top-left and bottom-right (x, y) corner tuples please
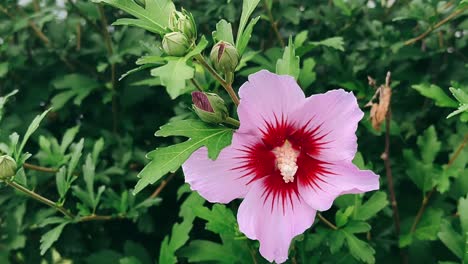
(272, 140), (300, 183)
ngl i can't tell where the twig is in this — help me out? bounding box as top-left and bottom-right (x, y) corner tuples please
(98, 5), (119, 134)
(23, 163), (58, 173)
(410, 132), (468, 233)
(262, 0), (285, 48)
(79, 214), (121, 222)
(5, 180), (74, 219)
(194, 54), (240, 105)
(66, 0), (101, 33)
(404, 7), (467, 46)
(190, 78), (203, 91)
(149, 173), (176, 199)
(317, 213), (337, 230)
(379, 72), (401, 236)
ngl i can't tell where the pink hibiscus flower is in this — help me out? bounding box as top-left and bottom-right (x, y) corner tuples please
(182, 70), (380, 263)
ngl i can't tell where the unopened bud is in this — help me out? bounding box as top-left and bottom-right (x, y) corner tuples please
(210, 41), (239, 73)
(0, 155), (17, 180)
(192, 92), (228, 124)
(162, 32), (190, 57)
(169, 9), (197, 40)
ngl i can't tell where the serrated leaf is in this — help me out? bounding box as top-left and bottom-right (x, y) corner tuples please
(298, 58), (316, 88)
(68, 139), (84, 180)
(134, 120), (233, 194)
(193, 204), (237, 235)
(236, 0), (260, 49)
(417, 125), (441, 164)
(178, 240), (238, 263)
(40, 222), (68, 255)
(329, 230), (346, 253)
(414, 208), (443, 241)
(344, 221), (371, 234)
(236, 16), (260, 56)
(355, 192), (389, 221)
(56, 167), (67, 198)
(311, 36), (345, 51)
(184, 36), (209, 59)
(438, 220), (463, 258)
(336, 206), (354, 227)
(276, 37), (300, 80)
(95, 0), (173, 34)
(459, 195), (468, 233)
(60, 125), (80, 154)
(159, 192), (205, 264)
(17, 108), (52, 161)
(344, 231), (375, 264)
(213, 19), (234, 44)
(412, 83), (458, 108)
(150, 58), (194, 99)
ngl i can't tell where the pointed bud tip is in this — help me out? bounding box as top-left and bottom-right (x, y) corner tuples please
(0, 155), (17, 180)
(192, 91), (214, 112)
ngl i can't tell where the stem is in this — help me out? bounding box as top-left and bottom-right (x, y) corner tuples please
(190, 78), (203, 91)
(317, 213), (337, 230)
(149, 173), (176, 199)
(194, 54), (240, 105)
(23, 163), (58, 173)
(262, 0), (285, 48)
(79, 214), (117, 222)
(223, 117), (240, 128)
(404, 7), (467, 46)
(410, 132), (468, 233)
(383, 109), (401, 235)
(98, 5), (119, 134)
(5, 180), (75, 219)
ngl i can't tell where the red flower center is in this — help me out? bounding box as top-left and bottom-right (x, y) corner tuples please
(234, 116), (332, 210)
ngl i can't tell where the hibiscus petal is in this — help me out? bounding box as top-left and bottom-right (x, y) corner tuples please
(237, 70), (306, 135)
(299, 162), (380, 211)
(290, 89), (363, 162)
(182, 132), (257, 203)
(237, 181), (316, 263)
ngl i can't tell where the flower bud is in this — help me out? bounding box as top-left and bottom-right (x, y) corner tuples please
(162, 32), (190, 57)
(0, 155), (17, 180)
(169, 9), (197, 40)
(210, 41), (239, 73)
(192, 91), (228, 124)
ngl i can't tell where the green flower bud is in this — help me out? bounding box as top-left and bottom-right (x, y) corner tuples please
(210, 41), (239, 73)
(192, 91), (228, 124)
(0, 155), (17, 180)
(162, 32), (190, 57)
(169, 9), (197, 40)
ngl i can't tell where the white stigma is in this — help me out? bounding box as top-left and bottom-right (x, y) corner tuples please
(272, 141), (300, 183)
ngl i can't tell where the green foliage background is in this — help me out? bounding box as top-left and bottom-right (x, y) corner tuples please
(0, 0), (467, 263)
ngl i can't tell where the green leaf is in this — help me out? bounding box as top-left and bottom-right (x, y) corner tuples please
(150, 58), (194, 99)
(344, 231), (375, 264)
(310, 36), (345, 51)
(0, 89), (18, 124)
(344, 221), (371, 234)
(236, 16), (260, 56)
(438, 220), (463, 258)
(56, 167), (67, 198)
(213, 19), (234, 44)
(184, 36), (209, 59)
(412, 84), (458, 108)
(193, 204), (237, 235)
(68, 139), (84, 181)
(94, 0), (173, 34)
(178, 240), (238, 263)
(276, 37), (300, 80)
(17, 108), (52, 161)
(447, 87), (468, 120)
(329, 230), (346, 253)
(417, 125), (441, 164)
(336, 206), (354, 227)
(51, 74), (101, 110)
(92, 138), (105, 164)
(159, 192), (205, 264)
(414, 209), (444, 241)
(459, 195), (468, 233)
(134, 120), (233, 194)
(333, 0), (352, 16)
(40, 222), (68, 255)
(355, 191), (389, 221)
(298, 58), (316, 88)
(83, 155), (96, 204)
(236, 0), (260, 48)
(60, 125), (80, 154)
